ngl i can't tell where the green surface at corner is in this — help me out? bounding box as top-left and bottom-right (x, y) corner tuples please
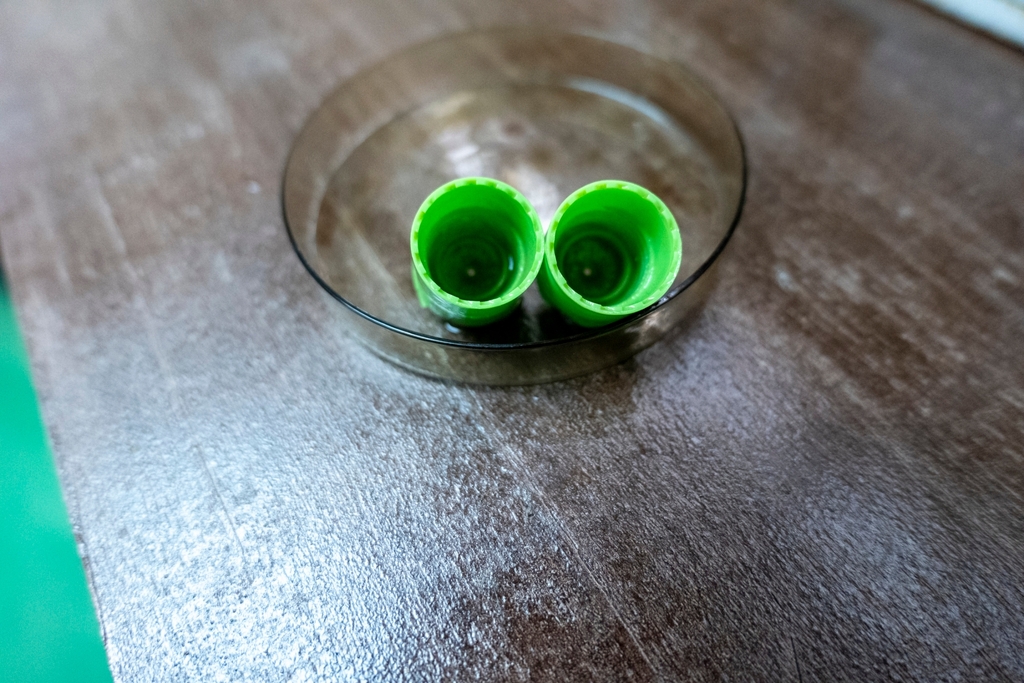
(0, 277), (113, 683)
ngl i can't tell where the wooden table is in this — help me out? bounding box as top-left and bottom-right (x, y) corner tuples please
(2, 0), (1023, 679)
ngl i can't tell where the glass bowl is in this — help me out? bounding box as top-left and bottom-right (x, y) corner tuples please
(282, 29), (745, 385)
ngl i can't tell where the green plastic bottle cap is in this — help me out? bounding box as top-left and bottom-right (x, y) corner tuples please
(538, 180), (682, 328)
(411, 177), (544, 327)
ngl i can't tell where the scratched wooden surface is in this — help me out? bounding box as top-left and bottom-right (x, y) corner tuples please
(1, 0), (1023, 680)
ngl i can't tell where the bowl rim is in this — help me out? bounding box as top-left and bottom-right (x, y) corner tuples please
(281, 28), (747, 351)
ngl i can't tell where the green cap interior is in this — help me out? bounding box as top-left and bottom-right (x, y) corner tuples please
(540, 181), (682, 327)
(411, 178), (543, 327)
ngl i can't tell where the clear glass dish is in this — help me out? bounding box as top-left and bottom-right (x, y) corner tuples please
(282, 29), (746, 385)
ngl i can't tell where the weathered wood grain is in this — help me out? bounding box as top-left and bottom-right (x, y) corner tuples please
(1, 0), (1022, 680)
